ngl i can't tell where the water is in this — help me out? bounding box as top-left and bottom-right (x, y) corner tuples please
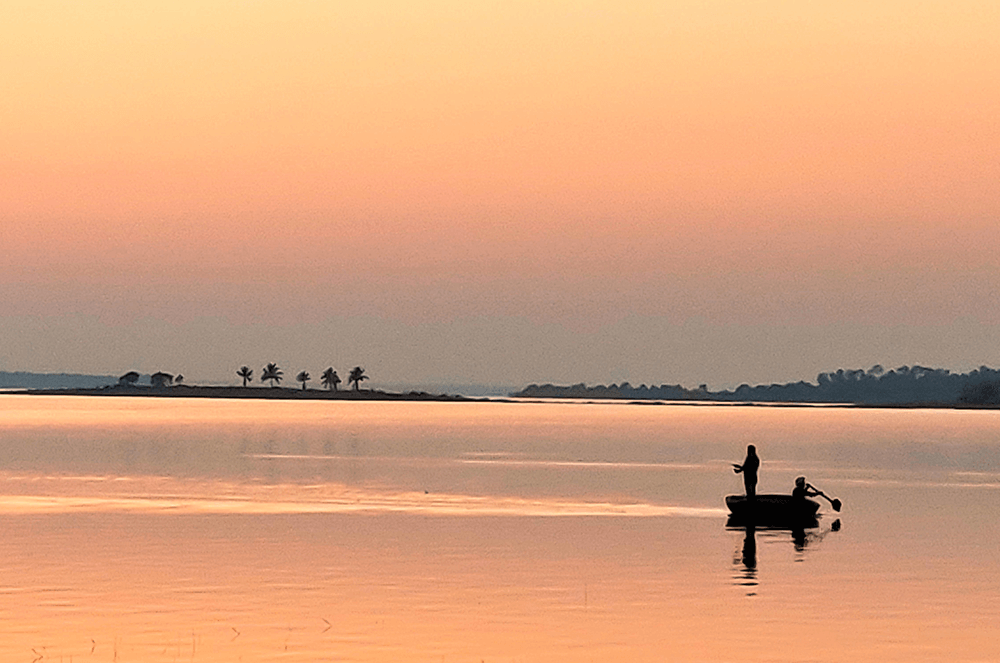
(1, 396), (999, 661)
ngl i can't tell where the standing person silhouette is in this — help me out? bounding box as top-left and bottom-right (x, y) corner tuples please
(732, 445), (760, 500)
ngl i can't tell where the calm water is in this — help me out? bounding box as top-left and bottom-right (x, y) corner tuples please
(1, 396), (999, 662)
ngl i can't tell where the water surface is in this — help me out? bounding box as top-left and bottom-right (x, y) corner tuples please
(1, 396), (998, 661)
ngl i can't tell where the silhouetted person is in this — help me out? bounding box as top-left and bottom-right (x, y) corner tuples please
(792, 476), (820, 500)
(732, 445), (760, 499)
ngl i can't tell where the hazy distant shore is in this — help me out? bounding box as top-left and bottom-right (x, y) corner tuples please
(511, 365), (1000, 407)
(18, 385), (484, 402)
(13, 385), (997, 409)
(10, 364), (1000, 407)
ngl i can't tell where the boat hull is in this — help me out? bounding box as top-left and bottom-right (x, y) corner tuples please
(725, 494), (820, 527)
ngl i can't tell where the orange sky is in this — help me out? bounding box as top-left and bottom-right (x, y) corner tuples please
(3, 1), (999, 387)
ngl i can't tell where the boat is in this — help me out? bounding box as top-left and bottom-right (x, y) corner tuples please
(725, 494), (821, 527)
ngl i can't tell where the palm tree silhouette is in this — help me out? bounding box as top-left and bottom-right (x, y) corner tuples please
(321, 368), (341, 391)
(348, 366), (368, 391)
(237, 366), (253, 387)
(296, 371), (310, 390)
(261, 363), (283, 388)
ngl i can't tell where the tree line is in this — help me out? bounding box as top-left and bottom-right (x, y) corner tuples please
(116, 365), (371, 391)
(237, 363), (369, 391)
(512, 365), (1000, 405)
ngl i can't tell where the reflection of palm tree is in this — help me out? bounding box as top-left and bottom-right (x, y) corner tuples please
(296, 371), (310, 390)
(261, 363), (283, 387)
(321, 368), (341, 391)
(237, 366), (253, 387)
(348, 366), (368, 391)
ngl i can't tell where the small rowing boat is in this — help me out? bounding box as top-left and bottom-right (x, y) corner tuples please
(725, 494), (821, 526)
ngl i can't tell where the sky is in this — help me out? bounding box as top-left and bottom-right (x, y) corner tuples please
(3, 1), (999, 390)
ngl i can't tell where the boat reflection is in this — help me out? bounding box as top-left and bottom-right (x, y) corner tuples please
(729, 518), (841, 593)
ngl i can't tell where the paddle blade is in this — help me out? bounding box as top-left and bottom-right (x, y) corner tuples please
(832, 498), (842, 512)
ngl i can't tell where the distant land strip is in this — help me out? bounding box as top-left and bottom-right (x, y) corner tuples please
(0, 371), (117, 390)
(15, 384), (482, 402)
(510, 365), (1000, 407)
(8, 364), (1000, 406)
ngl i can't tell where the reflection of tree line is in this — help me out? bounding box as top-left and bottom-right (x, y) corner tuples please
(120, 365), (370, 391)
(514, 365), (1000, 405)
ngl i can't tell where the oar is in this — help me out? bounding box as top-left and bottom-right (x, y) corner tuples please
(807, 484), (842, 512)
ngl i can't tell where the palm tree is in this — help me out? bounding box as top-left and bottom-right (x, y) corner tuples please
(321, 367), (341, 391)
(296, 370), (310, 390)
(261, 363), (283, 388)
(348, 366), (368, 391)
(237, 366), (253, 387)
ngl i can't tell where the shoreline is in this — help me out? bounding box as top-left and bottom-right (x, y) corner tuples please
(10, 386), (996, 409)
(16, 385), (489, 402)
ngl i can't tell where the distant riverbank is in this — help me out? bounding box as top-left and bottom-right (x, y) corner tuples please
(19, 385), (486, 402)
(511, 365), (1000, 407)
(15, 385), (1000, 409)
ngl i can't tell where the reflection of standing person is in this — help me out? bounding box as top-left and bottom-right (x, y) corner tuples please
(742, 525), (757, 571)
(732, 445), (760, 499)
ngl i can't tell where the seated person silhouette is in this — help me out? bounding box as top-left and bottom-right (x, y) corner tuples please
(792, 476), (819, 500)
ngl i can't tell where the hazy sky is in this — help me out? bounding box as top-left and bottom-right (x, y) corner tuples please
(3, 1), (999, 389)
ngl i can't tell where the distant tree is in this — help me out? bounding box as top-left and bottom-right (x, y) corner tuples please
(175, 375), (183, 384)
(237, 366), (253, 387)
(261, 363), (283, 388)
(119, 371), (140, 386)
(297, 371), (310, 390)
(321, 367), (341, 391)
(150, 372), (173, 388)
(348, 366), (368, 391)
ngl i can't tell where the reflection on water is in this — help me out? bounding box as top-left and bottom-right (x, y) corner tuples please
(737, 525), (758, 592)
(730, 519), (842, 594)
(0, 474), (727, 518)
